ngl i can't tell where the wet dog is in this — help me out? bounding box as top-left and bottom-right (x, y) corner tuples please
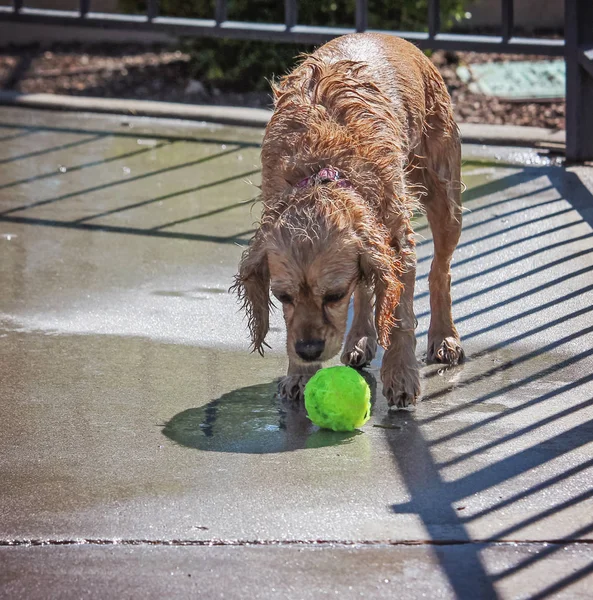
(233, 33), (464, 407)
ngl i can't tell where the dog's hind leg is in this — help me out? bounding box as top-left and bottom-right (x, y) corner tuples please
(341, 283), (377, 369)
(422, 132), (465, 365)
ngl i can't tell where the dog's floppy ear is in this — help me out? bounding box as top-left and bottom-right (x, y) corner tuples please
(357, 223), (403, 348)
(231, 229), (272, 355)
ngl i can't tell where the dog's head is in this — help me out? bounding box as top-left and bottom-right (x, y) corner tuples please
(232, 185), (402, 364)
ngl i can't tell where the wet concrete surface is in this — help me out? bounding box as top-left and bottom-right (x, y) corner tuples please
(1, 107), (592, 598)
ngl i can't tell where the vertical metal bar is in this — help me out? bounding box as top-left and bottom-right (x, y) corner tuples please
(147, 0), (159, 21)
(565, 0), (593, 161)
(79, 0), (90, 17)
(79, 0), (91, 19)
(284, 0), (297, 29)
(13, 0), (23, 13)
(215, 0), (227, 25)
(355, 0), (368, 33)
(501, 0), (514, 42)
(428, 0), (440, 39)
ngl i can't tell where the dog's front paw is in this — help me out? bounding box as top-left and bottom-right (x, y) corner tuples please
(382, 364), (421, 409)
(341, 336), (377, 369)
(277, 375), (309, 402)
(427, 335), (465, 365)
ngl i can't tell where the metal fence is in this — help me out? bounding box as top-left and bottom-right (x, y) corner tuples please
(1, 0), (592, 161)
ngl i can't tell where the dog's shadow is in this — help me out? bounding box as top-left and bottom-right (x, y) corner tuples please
(162, 372), (377, 454)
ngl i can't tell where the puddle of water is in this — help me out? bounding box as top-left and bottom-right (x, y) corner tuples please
(463, 146), (564, 168)
(162, 381), (363, 454)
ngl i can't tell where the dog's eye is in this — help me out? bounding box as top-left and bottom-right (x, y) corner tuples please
(323, 291), (347, 305)
(274, 292), (293, 304)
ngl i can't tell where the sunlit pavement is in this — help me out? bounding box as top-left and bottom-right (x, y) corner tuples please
(0, 106), (592, 599)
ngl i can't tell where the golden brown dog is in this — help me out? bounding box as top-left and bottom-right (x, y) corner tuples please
(233, 32), (464, 407)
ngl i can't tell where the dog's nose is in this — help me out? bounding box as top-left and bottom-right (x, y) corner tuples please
(295, 339), (325, 362)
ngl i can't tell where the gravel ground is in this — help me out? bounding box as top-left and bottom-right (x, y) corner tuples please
(0, 43), (565, 130)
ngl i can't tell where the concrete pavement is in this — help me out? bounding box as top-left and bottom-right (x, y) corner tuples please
(0, 106), (592, 598)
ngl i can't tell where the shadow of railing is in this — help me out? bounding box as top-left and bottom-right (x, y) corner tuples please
(0, 214), (254, 245)
(0, 129), (36, 143)
(0, 139), (172, 191)
(0, 145), (249, 216)
(0, 120), (260, 245)
(0, 119), (262, 147)
(385, 160), (593, 598)
(72, 167), (259, 224)
(0, 132), (106, 166)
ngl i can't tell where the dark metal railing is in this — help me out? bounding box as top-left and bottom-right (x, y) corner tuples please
(565, 1), (593, 162)
(0, 0), (592, 160)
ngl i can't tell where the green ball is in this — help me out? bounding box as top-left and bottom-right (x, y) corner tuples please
(304, 366), (371, 432)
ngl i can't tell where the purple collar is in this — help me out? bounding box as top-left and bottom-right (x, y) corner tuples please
(295, 166), (352, 189)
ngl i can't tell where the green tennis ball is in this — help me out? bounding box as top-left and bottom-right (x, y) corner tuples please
(304, 366), (371, 432)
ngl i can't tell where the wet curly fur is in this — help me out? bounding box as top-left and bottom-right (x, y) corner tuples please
(233, 33), (464, 408)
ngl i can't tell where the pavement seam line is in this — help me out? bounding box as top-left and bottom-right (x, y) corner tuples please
(1, 539), (593, 548)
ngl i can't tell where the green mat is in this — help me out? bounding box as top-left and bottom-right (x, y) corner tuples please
(456, 60), (565, 101)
